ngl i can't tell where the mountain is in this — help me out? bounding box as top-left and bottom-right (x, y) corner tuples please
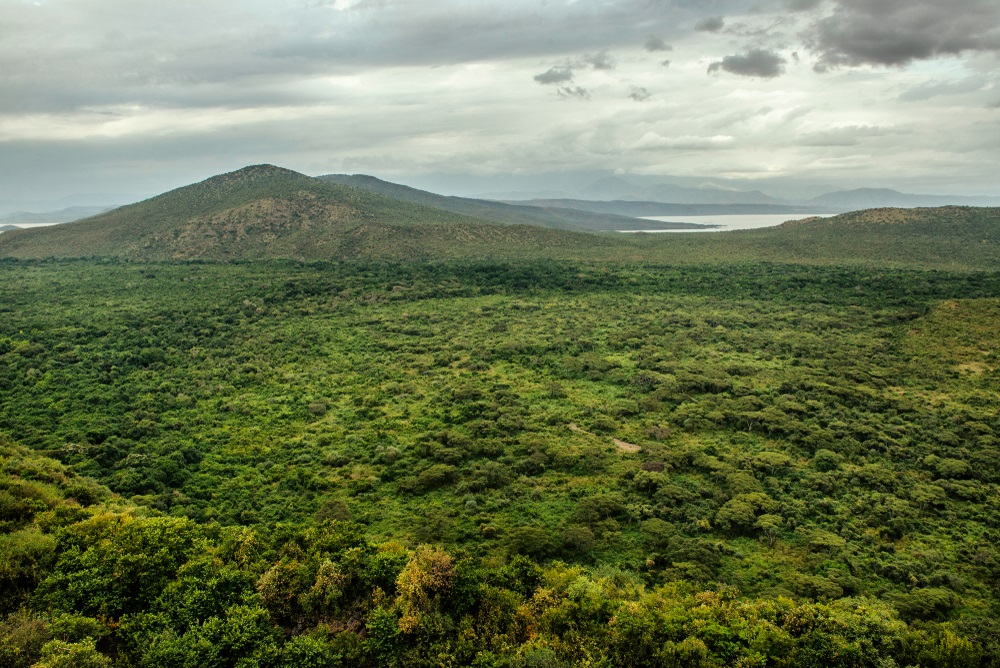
(316, 174), (699, 231)
(577, 177), (787, 205)
(572, 177), (1000, 210)
(0, 224), (21, 232)
(581, 176), (644, 200)
(3, 167), (997, 269)
(806, 188), (1000, 210)
(0, 165), (623, 261)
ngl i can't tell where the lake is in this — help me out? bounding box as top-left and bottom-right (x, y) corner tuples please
(621, 213), (833, 233)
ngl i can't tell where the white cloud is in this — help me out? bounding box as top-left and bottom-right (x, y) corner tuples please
(632, 133), (736, 150)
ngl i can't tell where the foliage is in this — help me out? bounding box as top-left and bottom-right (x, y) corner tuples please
(0, 258), (999, 665)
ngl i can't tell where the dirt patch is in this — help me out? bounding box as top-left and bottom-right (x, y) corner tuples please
(957, 362), (989, 374)
(613, 438), (641, 453)
(569, 424), (642, 453)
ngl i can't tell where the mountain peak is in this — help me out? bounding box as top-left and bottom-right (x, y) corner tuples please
(202, 164), (307, 185)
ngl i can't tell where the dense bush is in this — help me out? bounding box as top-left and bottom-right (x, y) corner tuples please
(0, 259), (998, 664)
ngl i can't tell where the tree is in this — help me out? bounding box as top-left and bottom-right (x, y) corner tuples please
(754, 514), (783, 547)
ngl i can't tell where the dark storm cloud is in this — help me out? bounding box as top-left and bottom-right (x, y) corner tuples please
(643, 36), (672, 52)
(695, 16), (725, 33)
(708, 49), (786, 78)
(807, 0), (1000, 71)
(534, 67), (574, 85)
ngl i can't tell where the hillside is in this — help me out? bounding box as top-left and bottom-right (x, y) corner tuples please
(317, 173), (702, 231)
(751, 206), (1000, 267)
(634, 206), (1000, 270)
(0, 165), (619, 261)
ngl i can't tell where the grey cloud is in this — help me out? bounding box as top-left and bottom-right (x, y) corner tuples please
(643, 36), (672, 52)
(629, 87), (651, 102)
(534, 67), (574, 85)
(808, 0), (1000, 71)
(661, 59), (672, 67)
(695, 16), (725, 33)
(784, 0), (823, 10)
(534, 49), (617, 86)
(0, 0), (749, 115)
(708, 49), (786, 78)
(557, 86), (591, 100)
(584, 51), (617, 70)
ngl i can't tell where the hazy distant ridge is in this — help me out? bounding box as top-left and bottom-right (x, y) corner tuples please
(549, 176), (1000, 211)
(318, 174), (704, 231)
(0, 206), (113, 226)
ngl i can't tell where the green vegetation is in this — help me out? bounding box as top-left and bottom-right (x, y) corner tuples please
(2, 258), (999, 666)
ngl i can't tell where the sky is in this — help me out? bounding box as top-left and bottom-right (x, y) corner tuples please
(2, 0), (1000, 203)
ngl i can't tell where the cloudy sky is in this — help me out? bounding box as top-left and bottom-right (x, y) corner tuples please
(2, 0), (1000, 202)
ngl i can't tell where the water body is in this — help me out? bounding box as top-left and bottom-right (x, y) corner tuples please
(620, 213), (834, 233)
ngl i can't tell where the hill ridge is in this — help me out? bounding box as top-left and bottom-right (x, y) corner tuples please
(0, 165), (615, 261)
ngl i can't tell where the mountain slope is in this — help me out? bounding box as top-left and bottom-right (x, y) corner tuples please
(639, 206), (1000, 269)
(317, 173), (699, 231)
(0, 165), (620, 261)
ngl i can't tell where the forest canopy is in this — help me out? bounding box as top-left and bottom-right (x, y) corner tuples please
(1, 258), (998, 667)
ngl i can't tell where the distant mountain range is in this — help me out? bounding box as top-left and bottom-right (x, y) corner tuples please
(803, 188), (1000, 210)
(0, 194), (132, 217)
(581, 176), (785, 206)
(496, 176), (1000, 211)
(0, 206), (113, 226)
(509, 199), (824, 217)
(318, 174), (706, 231)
